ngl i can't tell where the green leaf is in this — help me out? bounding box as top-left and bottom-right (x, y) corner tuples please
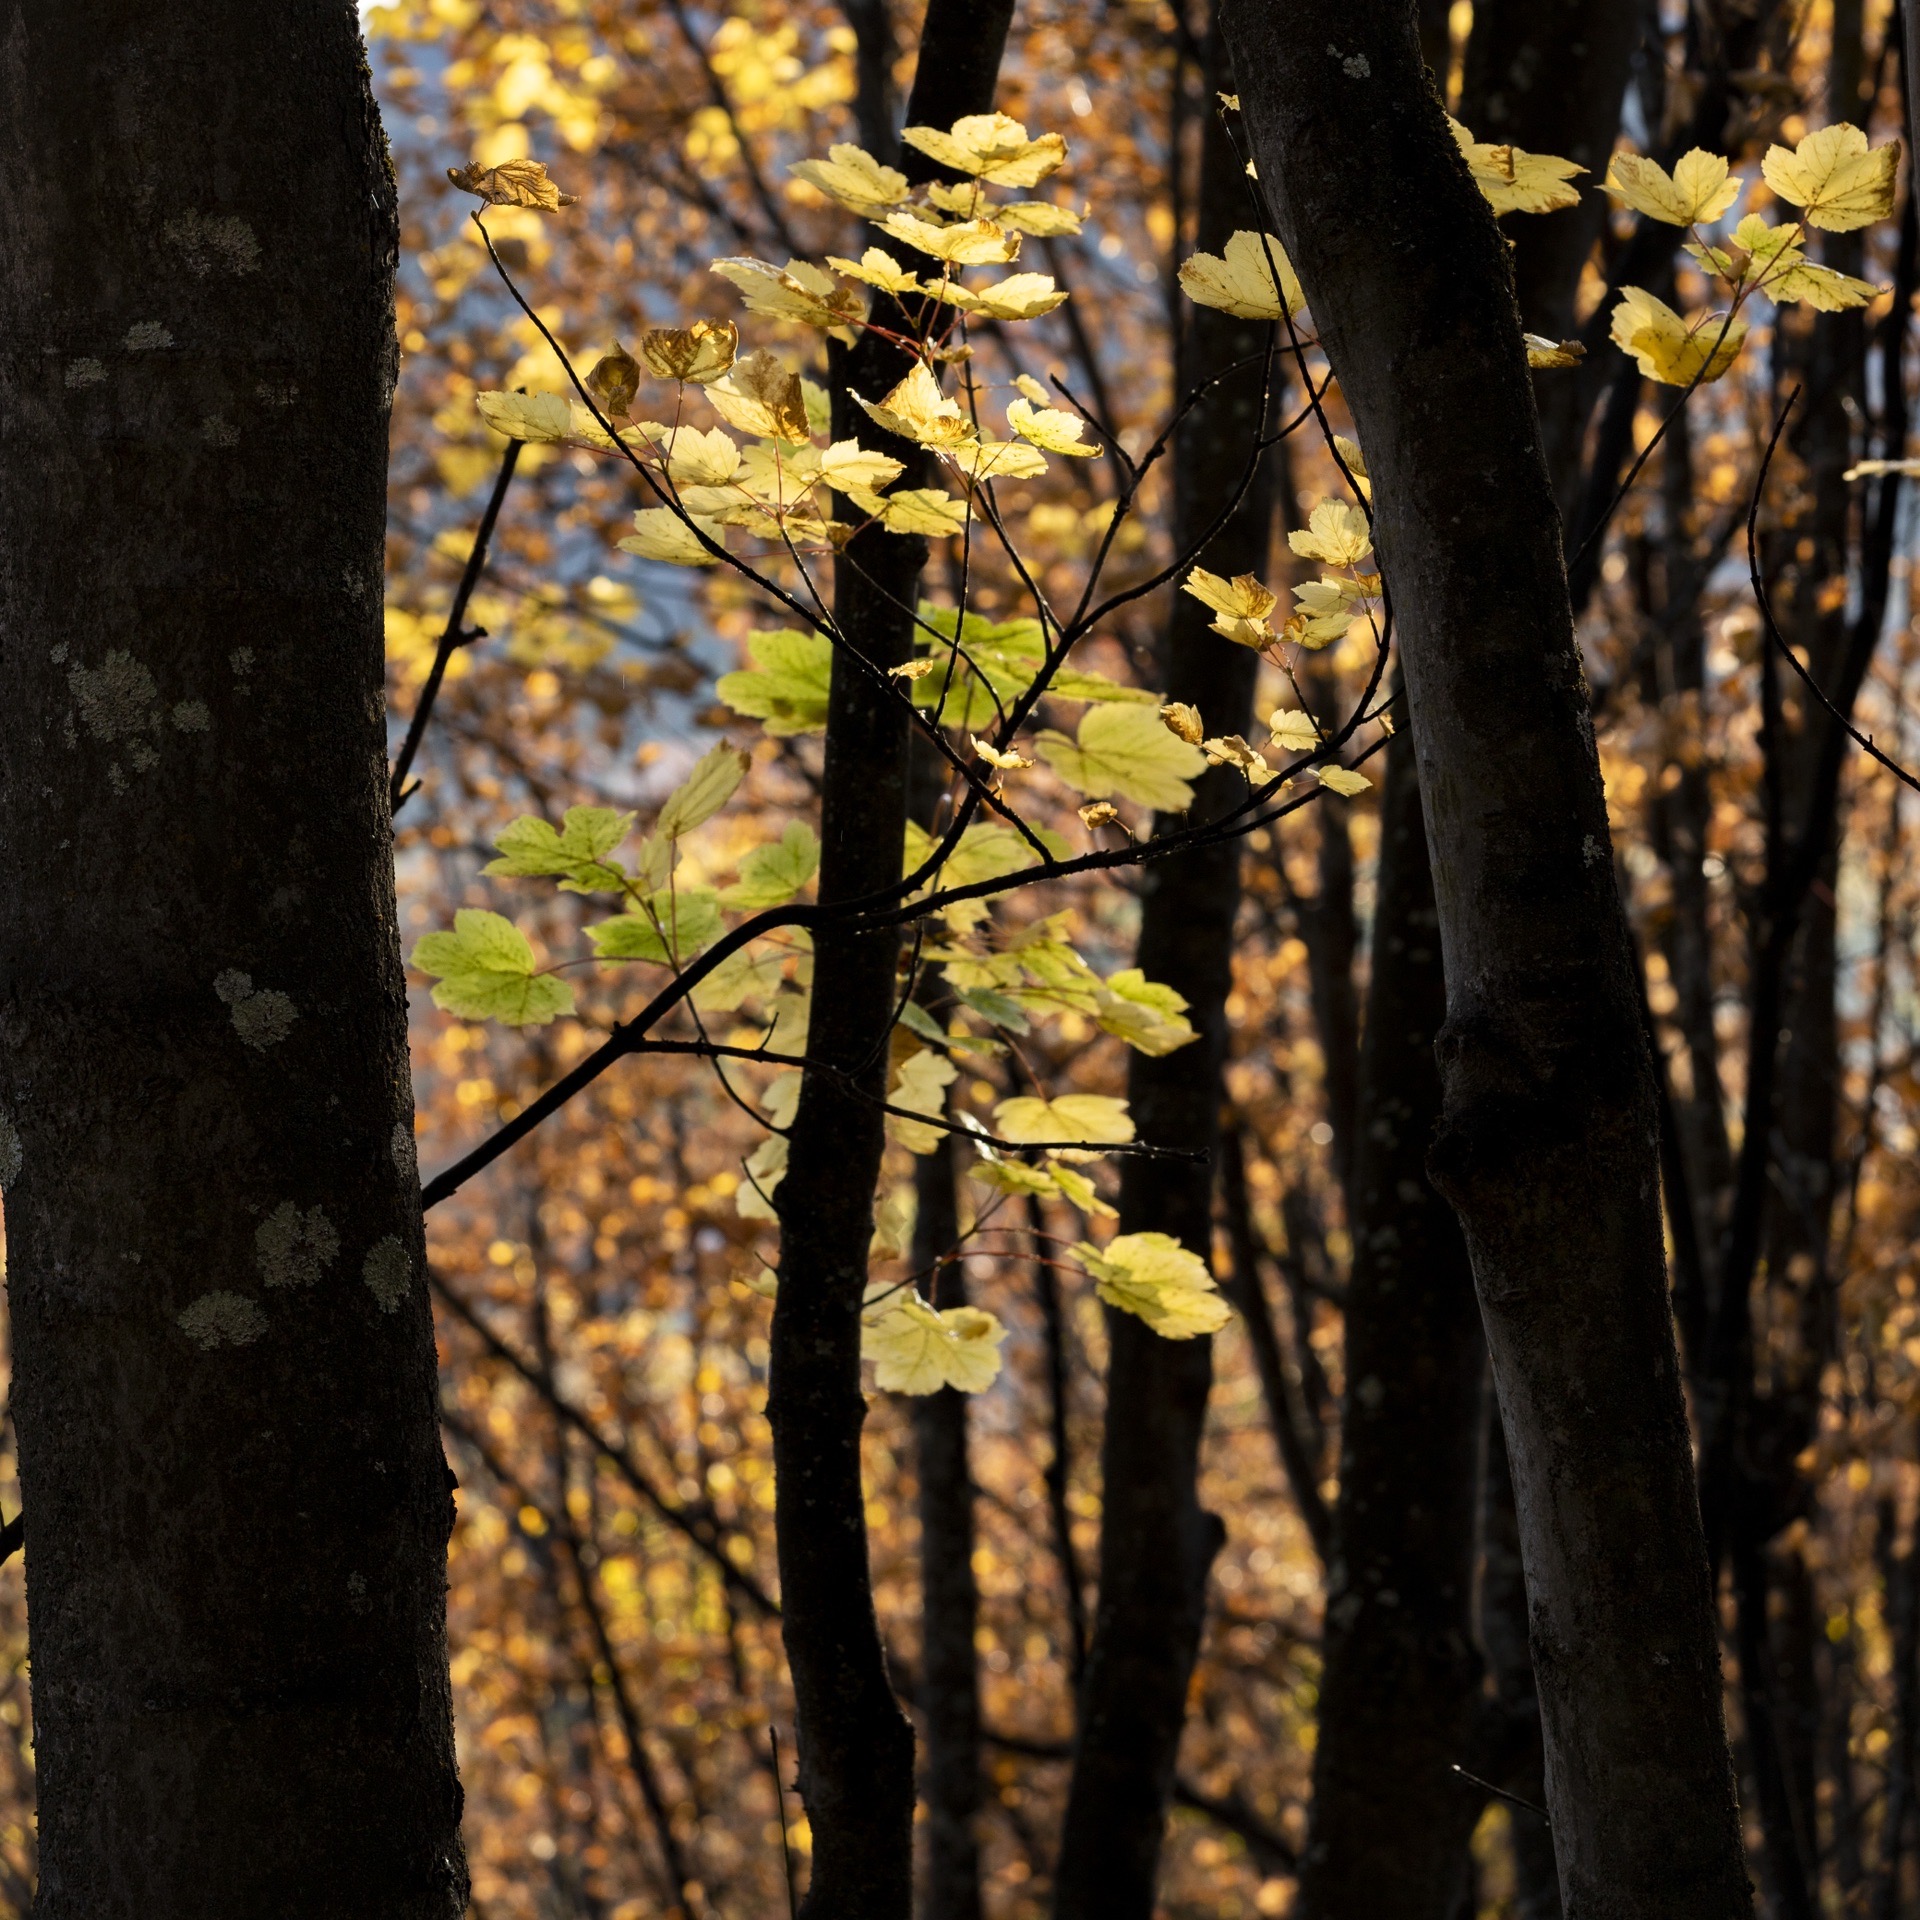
(897, 999), (950, 1047)
(411, 909), (575, 1027)
(657, 742), (750, 839)
(956, 986), (1030, 1033)
(484, 805), (635, 894)
(589, 889), (723, 966)
(719, 821), (820, 909)
(1034, 703), (1207, 811)
(716, 629), (834, 736)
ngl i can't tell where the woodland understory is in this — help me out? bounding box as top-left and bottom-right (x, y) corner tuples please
(11, 1), (1920, 1917)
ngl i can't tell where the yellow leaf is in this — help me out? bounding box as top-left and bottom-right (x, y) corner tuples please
(1182, 565), (1278, 648)
(1269, 707), (1319, 752)
(1159, 701), (1204, 744)
(1034, 702), (1208, 811)
(1288, 499), (1373, 567)
(862, 1294), (1007, 1394)
(887, 1046), (958, 1153)
(640, 319), (738, 384)
(994, 200), (1085, 237)
(1608, 285), (1746, 386)
(947, 272), (1069, 321)
(948, 438), (1051, 481)
(1007, 396), (1099, 455)
(705, 349), (813, 444)
(1767, 258), (1881, 311)
(818, 440), (908, 493)
(1074, 1231), (1230, 1339)
(1603, 148), (1741, 226)
(1178, 230), (1303, 320)
(789, 143), (911, 215)
(1525, 334), (1586, 368)
(901, 112), (1067, 188)
(618, 508), (725, 566)
(635, 422), (742, 486)
(852, 361), (972, 447)
(1332, 433), (1372, 499)
(861, 487), (973, 536)
(826, 247), (926, 297)
(711, 256), (865, 330)
(475, 389), (576, 444)
(1202, 734), (1274, 781)
(972, 737), (1032, 772)
(1762, 122), (1899, 233)
(1078, 800), (1126, 833)
(994, 1093), (1135, 1148)
(584, 343), (641, 422)
(447, 157), (578, 209)
(878, 211), (1023, 265)
(1449, 117), (1584, 216)
(1317, 764), (1372, 796)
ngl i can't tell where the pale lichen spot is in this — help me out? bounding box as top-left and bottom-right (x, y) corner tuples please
(200, 416), (239, 448)
(390, 1120), (419, 1186)
(0, 1110), (22, 1191)
(215, 970), (298, 1048)
(230, 647), (254, 677)
(1582, 834), (1606, 866)
(123, 321), (173, 351)
(346, 1570), (371, 1613)
(70, 651), (159, 745)
(64, 358), (106, 389)
(257, 1201), (340, 1289)
(171, 700), (210, 733)
(363, 1237), (411, 1313)
(164, 211), (262, 278)
(179, 1291), (268, 1349)
(127, 742), (159, 772)
(256, 380), (299, 409)
(49, 644), (68, 666)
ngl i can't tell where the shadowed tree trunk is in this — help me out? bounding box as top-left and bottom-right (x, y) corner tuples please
(1224, 5), (1749, 1912)
(0, 5), (467, 1913)
(1050, 28), (1275, 1919)
(768, 5), (1016, 1914)
(1299, 728), (1486, 1920)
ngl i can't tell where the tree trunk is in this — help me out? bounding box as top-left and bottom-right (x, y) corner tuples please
(1051, 27), (1275, 1919)
(768, 7), (1014, 1914)
(1299, 729), (1486, 1920)
(1223, 7), (1749, 1913)
(0, 5), (466, 1913)
(912, 1112), (984, 1920)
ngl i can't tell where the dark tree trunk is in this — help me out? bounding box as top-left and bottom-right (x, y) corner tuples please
(1299, 730), (1487, 1920)
(0, 5), (465, 1913)
(1050, 28), (1274, 1919)
(912, 1071), (984, 1920)
(1224, 7), (1749, 1913)
(767, 7), (1015, 1914)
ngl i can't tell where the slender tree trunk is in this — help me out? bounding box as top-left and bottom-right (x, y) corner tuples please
(1224, 8), (1750, 1912)
(1299, 730), (1486, 1920)
(912, 1111), (984, 1920)
(1050, 27), (1275, 1918)
(0, 6), (466, 1912)
(768, 7), (1014, 1913)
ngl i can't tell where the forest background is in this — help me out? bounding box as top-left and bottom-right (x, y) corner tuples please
(3, 0), (1920, 1916)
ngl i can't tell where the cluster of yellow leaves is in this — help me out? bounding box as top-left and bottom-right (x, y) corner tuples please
(1603, 125), (1895, 387)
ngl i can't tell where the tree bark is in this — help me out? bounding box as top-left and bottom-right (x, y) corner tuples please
(767, 7), (1015, 1914)
(0, 5), (466, 1913)
(1223, 7), (1749, 1913)
(1299, 730), (1487, 1920)
(1050, 28), (1275, 1918)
